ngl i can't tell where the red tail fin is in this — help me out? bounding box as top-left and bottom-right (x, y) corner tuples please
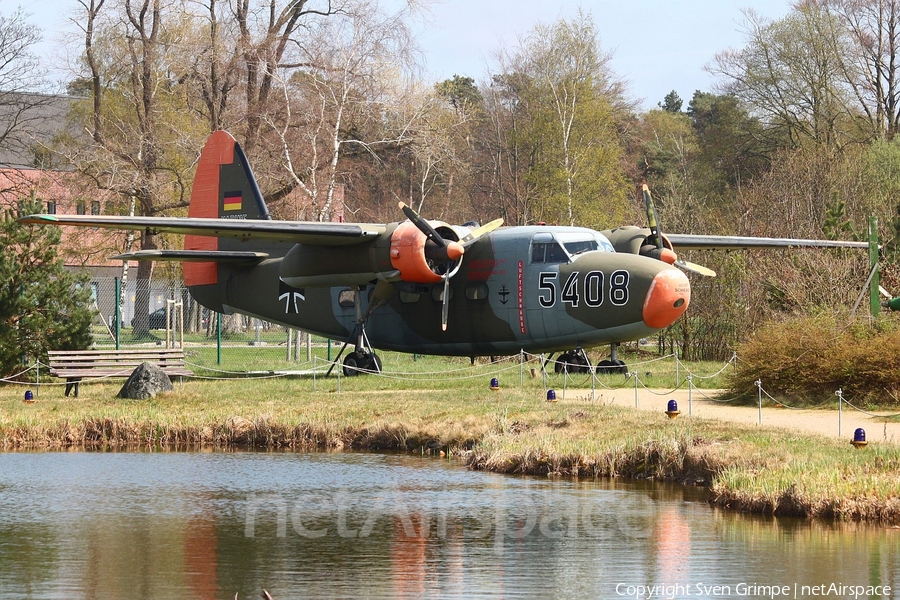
(184, 131), (270, 286)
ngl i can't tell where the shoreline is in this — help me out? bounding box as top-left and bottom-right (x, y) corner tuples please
(2, 379), (899, 524)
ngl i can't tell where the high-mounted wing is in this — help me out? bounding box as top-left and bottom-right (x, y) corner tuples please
(17, 213), (384, 246)
(666, 234), (870, 251)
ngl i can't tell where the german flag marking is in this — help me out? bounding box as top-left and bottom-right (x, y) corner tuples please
(223, 190), (242, 211)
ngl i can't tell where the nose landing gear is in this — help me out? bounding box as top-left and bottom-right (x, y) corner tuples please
(596, 342), (628, 374)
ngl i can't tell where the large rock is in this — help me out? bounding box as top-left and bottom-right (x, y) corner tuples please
(117, 362), (174, 399)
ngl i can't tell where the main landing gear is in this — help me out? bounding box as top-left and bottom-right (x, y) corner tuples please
(327, 287), (383, 377)
(547, 343), (629, 375)
(553, 348), (592, 374)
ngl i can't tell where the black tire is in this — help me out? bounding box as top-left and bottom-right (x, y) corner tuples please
(555, 353), (573, 374)
(343, 352), (360, 376)
(362, 353), (382, 374)
(596, 359), (628, 375)
(556, 352), (589, 374)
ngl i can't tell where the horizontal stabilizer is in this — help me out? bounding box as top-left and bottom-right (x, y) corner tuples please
(113, 249), (268, 263)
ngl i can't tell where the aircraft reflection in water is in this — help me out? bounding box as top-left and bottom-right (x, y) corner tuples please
(20, 130), (868, 375)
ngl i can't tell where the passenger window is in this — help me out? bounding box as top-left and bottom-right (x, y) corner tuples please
(465, 282), (489, 300)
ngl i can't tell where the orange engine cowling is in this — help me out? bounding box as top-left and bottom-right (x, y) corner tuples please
(389, 221), (460, 283)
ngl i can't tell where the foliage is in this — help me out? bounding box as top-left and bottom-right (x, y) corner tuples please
(708, 7), (859, 149)
(658, 90), (682, 112)
(727, 312), (900, 405)
(481, 10), (629, 229)
(0, 197), (93, 377)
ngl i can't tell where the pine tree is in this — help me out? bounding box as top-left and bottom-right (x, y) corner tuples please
(0, 195), (94, 377)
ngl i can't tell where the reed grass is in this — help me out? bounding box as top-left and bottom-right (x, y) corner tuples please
(2, 363), (900, 524)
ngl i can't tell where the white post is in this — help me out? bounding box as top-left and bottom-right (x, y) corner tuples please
(756, 379), (762, 425)
(836, 388), (843, 438)
(633, 371), (639, 408)
(688, 374), (693, 416)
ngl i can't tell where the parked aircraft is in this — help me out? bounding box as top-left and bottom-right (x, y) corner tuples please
(20, 131), (869, 375)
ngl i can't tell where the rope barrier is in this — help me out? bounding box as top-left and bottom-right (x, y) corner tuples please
(9, 349), (900, 434)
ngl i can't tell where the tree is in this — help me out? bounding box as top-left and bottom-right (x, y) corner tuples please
(0, 197), (93, 377)
(0, 8), (62, 189)
(818, 0), (900, 140)
(270, 0), (419, 221)
(687, 91), (768, 194)
(484, 11), (630, 229)
(659, 90), (683, 112)
(708, 7), (857, 149)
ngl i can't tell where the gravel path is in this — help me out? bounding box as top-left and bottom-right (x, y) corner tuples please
(558, 386), (900, 445)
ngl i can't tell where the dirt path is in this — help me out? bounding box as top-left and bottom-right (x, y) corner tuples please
(558, 385), (900, 444)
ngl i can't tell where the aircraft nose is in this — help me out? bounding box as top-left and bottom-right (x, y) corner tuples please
(642, 268), (691, 329)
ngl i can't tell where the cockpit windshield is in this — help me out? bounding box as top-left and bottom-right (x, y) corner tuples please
(556, 232), (615, 257)
(530, 231), (615, 264)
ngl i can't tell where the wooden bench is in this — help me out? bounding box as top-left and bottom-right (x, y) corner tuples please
(48, 348), (193, 397)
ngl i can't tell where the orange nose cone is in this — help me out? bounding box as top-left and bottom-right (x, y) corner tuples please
(642, 269), (691, 329)
(446, 241), (464, 261)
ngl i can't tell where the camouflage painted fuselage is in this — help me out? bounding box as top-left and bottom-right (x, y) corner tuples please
(189, 225), (690, 356)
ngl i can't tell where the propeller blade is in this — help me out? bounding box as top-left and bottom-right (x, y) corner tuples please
(460, 218), (504, 246)
(642, 185), (716, 277)
(441, 276), (450, 331)
(642, 184), (663, 250)
(398, 201), (448, 248)
(675, 259), (716, 277)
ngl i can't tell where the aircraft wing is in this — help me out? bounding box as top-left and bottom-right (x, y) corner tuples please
(667, 234), (871, 251)
(16, 214), (386, 246)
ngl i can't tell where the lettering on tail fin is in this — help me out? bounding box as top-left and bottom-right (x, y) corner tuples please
(184, 130), (271, 287)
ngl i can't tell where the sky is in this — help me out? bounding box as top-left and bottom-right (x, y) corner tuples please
(22, 0), (794, 110)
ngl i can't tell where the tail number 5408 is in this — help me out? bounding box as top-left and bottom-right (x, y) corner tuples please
(538, 270), (629, 308)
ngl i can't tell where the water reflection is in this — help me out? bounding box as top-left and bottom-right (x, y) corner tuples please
(0, 450), (896, 599)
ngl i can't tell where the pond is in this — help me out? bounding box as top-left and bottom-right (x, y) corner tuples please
(0, 450), (896, 599)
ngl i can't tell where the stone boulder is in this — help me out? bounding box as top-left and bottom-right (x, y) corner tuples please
(117, 362), (174, 400)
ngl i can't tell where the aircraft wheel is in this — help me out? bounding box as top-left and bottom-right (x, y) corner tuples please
(596, 359), (628, 375)
(343, 352), (361, 376)
(362, 353), (382, 374)
(555, 352), (589, 374)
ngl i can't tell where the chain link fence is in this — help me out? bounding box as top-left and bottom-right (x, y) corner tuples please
(89, 277), (339, 374)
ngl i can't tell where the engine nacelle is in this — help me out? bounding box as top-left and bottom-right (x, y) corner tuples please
(388, 221), (462, 283)
(601, 226), (675, 256)
(279, 220), (465, 288)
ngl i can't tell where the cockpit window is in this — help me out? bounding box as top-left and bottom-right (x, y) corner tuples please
(562, 239), (599, 256)
(531, 231), (615, 264)
(531, 241), (569, 264)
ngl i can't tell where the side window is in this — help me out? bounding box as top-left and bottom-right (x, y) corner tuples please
(531, 243), (546, 263)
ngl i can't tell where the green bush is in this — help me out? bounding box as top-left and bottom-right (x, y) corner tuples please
(727, 311), (900, 406)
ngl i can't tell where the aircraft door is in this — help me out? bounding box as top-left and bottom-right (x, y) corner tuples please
(522, 232), (569, 343)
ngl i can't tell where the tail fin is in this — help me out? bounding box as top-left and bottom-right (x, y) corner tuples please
(184, 131), (270, 286)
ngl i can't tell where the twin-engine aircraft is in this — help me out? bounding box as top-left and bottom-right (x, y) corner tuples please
(20, 131), (869, 375)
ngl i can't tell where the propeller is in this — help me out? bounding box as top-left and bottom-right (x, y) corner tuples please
(641, 185), (716, 277)
(398, 202), (503, 331)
